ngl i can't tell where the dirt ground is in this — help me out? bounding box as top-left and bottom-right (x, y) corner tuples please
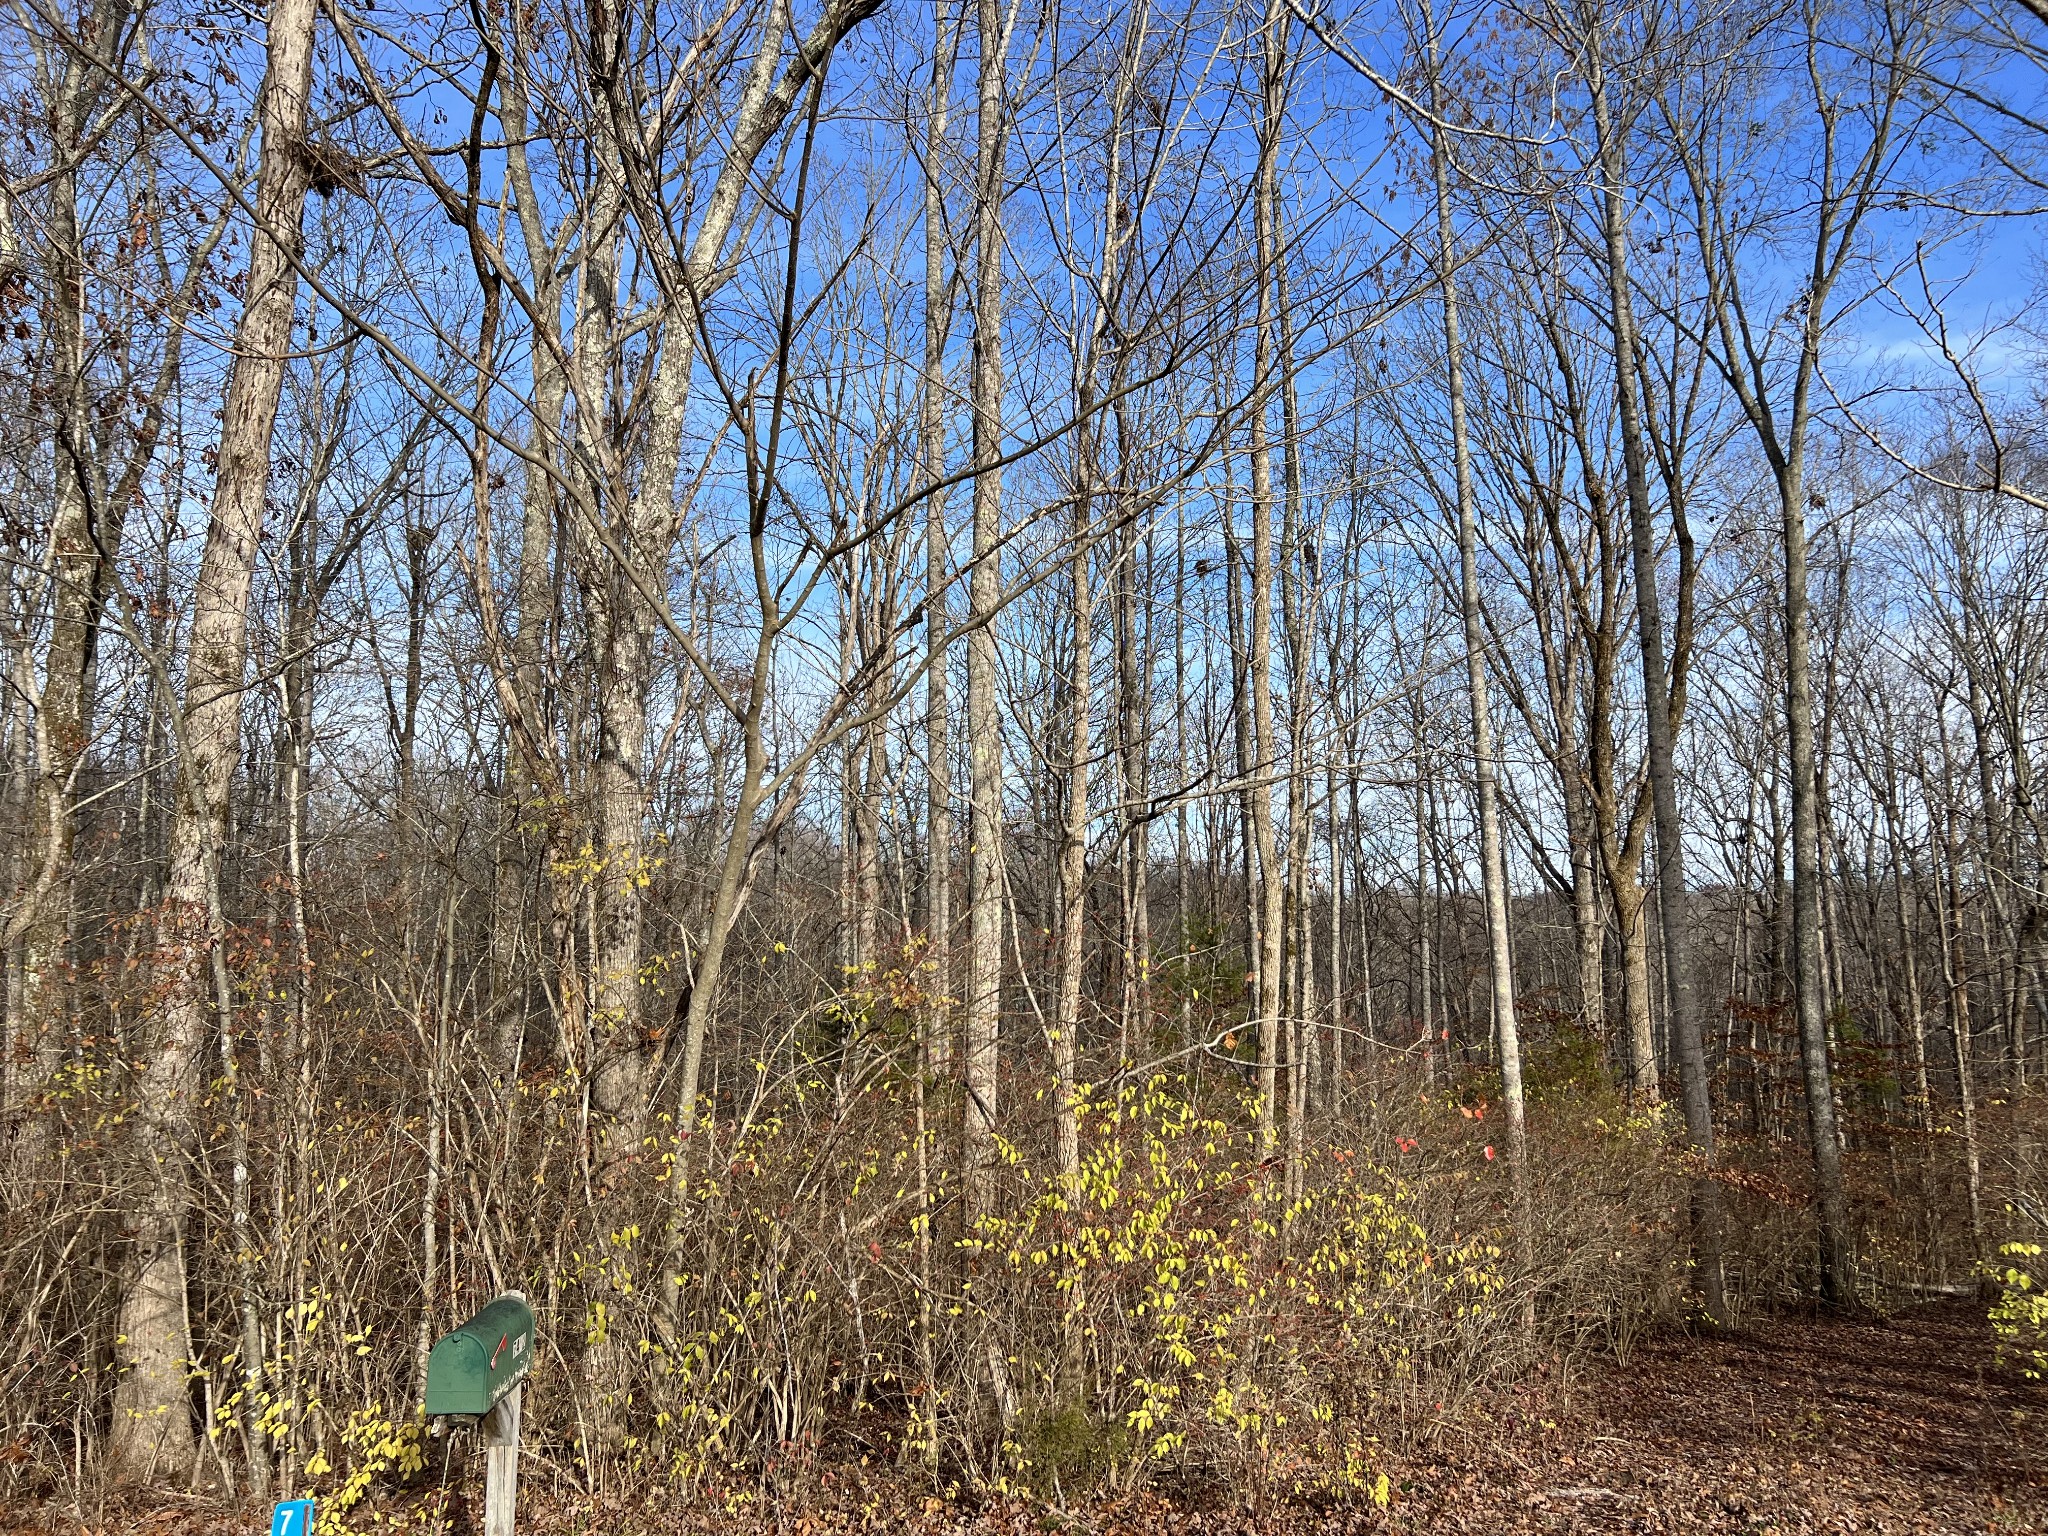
(8, 1303), (2041, 1536)
(1372, 1301), (2047, 1534)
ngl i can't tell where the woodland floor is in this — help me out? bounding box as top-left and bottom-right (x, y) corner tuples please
(11, 1302), (2044, 1536)
(1358, 1300), (2048, 1534)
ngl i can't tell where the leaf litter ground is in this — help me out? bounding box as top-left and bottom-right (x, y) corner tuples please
(1369, 1300), (2045, 1534)
(11, 1302), (2042, 1536)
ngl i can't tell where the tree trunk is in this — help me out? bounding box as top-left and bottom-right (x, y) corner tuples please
(1938, 721), (1987, 1271)
(1277, 226), (1315, 1177)
(959, 0), (1015, 1428)
(914, 3), (959, 1467)
(1425, 16), (1528, 1205)
(1777, 422), (1853, 1305)
(1564, 772), (1605, 1035)
(114, 0), (318, 1481)
(1580, 13), (1724, 1317)
(1116, 469), (1152, 1062)
(15, 62), (96, 1120)
(921, 10), (958, 1077)
(1247, 0), (1286, 1156)
(1052, 453), (1093, 1192)
(1609, 872), (1660, 1102)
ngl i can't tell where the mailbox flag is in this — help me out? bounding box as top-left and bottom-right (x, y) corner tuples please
(270, 1499), (315, 1536)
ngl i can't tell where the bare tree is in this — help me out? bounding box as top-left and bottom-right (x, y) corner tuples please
(1658, 0), (1933, 1304)
(114, 0), (319, 1479)
(1422, 0), (1528, 1209)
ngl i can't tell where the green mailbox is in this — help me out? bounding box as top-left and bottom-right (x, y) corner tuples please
(424, 1293), (534, 1417)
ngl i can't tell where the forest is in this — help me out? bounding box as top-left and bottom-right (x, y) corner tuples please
(1, 0), (2045, 1525)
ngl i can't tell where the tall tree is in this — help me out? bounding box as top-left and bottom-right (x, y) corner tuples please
(1659, 0), (1928, 1303)
(1246, 0), (1287, 1157)
(1423, 5), (1529, 1210)
(114, 0), (319, 1479)
(960, 0), (1015, 1426)
(1575, 0), (1723, 1318)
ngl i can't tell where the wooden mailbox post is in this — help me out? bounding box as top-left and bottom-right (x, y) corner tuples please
(424, 1293), (534, 1536)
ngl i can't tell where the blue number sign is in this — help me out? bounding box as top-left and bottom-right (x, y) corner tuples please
(270, 1500), (315, 1536)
